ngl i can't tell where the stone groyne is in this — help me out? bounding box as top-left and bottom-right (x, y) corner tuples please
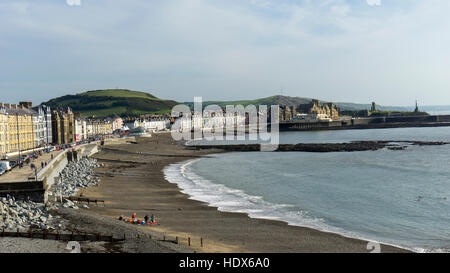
(188, 140), (449, 153)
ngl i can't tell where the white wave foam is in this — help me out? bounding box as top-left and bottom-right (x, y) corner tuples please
(163, 158), (442, 253)
(163, 158), (348, 234)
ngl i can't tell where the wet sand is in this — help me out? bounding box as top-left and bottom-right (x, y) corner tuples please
(80, 133), (410, 253)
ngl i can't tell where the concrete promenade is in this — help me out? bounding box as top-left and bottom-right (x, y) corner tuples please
(0, 150), (63, 183)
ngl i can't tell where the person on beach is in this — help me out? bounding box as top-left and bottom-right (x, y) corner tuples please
(144, 215), (149, 224)
(132, 213), (137, 223)
(151, 214), (154, 223)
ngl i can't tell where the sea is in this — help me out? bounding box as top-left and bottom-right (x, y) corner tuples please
(164, 126), (450, 253)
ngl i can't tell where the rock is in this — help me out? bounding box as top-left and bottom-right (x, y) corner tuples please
(50, 158), (100, 197)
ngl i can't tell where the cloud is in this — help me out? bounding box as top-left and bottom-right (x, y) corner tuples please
(367, 0), (381, 6)
(1, 0), (450, 106)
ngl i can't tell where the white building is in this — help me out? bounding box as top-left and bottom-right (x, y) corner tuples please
(74, 118), (87, 141)
(31, 105), (53, 147)
(172, 112), (246, 132)
(124, 120), (141, 131)
(142, 119), (170, 132)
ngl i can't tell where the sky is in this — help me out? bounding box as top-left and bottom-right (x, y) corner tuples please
(1, 0), (450, 106)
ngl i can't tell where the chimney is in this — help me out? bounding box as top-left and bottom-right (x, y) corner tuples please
(19, 101), (32, 108)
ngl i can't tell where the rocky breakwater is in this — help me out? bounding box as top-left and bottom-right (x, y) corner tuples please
(0, 198), (65, 231)
(0, 158), (100, 232)
(49, 158), (100, 200)
(188, 140), (450, 153)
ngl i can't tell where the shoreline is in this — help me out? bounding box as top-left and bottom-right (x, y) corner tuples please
(163, 156), (418, 253)
(79, 133), (411, 253)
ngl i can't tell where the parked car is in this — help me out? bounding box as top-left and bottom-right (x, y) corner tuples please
(9, 161), (18, 169)
(0, 161), (11, 171)
(0, 168), (5, 176)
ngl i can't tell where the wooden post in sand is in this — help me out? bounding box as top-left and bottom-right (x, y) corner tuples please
(201, 238), (203, 247)
(188, 237), (191, 246)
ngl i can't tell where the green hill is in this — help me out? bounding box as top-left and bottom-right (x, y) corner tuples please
(184, 95), (313, 109)
(185, 95), (414, 112)
(42, 89), (179, 117)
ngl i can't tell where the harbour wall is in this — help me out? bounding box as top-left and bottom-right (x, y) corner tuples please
(280, 115), (450, 131)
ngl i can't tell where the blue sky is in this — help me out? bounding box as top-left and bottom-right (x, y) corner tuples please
(1, 0), (450, 106)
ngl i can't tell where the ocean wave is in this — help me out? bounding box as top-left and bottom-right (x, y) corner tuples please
(164, 159), (352, 238)
(162, 158), (443, 253)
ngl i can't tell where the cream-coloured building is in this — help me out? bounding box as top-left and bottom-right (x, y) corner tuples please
(0, 103), (36, 155)
(0, 107), (8, 158)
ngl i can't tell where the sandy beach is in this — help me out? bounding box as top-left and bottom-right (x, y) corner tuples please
(77, 133), (410, 253)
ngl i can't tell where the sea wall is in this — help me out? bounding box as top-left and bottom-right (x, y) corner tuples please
(0, 143), (99, 203)
(280, 115), (450, 131)
(0, 181), (45, 202)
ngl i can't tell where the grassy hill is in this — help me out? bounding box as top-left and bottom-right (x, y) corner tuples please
(43, 90), (420, 117)
(185, 95), (413, 111)
(184, 95), (313, 109)
(42, 89), (179, 117)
